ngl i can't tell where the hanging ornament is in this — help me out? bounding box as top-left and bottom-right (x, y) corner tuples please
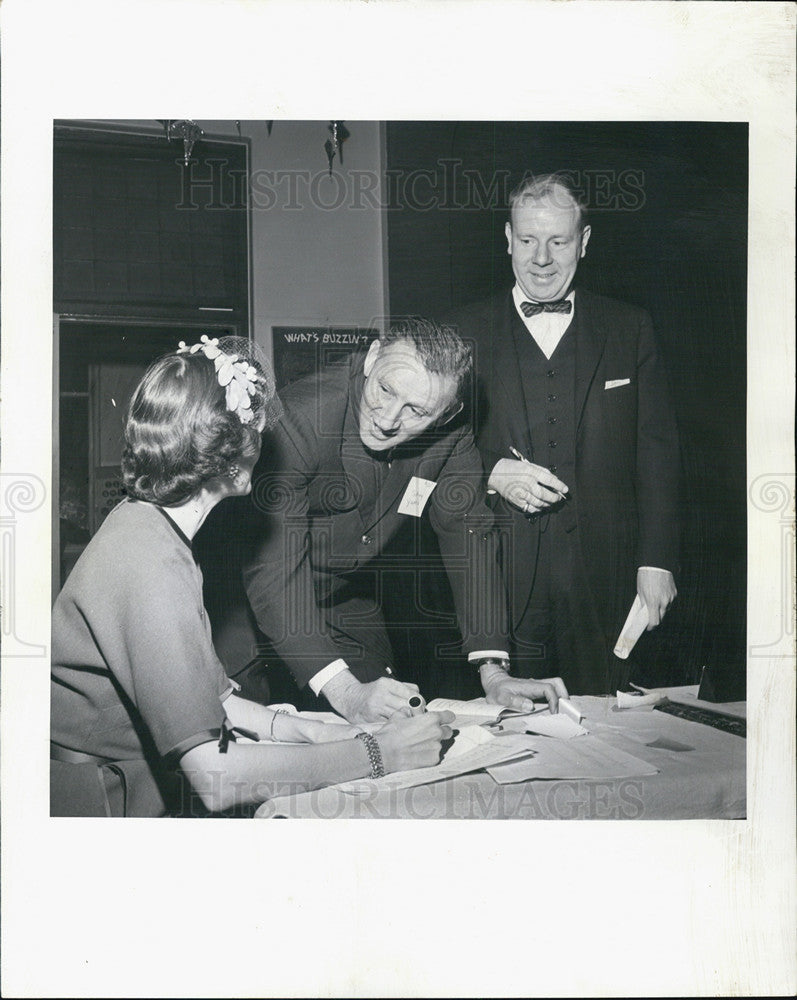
(324, 121), (350, 175)
(162, 120), (206, 165)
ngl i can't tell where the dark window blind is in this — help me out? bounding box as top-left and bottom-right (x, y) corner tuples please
(54, 128), (249, 325)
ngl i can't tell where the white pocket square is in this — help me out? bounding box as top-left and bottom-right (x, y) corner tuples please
(605, 378), (631, 390)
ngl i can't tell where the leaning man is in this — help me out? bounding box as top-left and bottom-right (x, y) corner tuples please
(202, 318), (567, 723)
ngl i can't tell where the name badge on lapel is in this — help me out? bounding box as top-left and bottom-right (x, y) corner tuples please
(397, 476), (437, 517)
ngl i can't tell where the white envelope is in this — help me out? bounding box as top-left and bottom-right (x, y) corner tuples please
(605, 378), (631, 390)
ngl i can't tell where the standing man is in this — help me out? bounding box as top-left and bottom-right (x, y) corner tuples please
(201, 318), (567, 723)
(448, 174), (680, 695)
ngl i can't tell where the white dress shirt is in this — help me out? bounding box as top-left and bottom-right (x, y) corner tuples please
(512, 284), (576, 359)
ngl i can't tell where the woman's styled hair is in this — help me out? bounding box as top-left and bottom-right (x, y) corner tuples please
(122, 337), (281, 505)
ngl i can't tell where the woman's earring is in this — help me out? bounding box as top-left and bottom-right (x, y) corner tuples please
(227, 464), (240, 480)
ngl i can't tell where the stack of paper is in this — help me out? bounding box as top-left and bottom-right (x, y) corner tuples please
(497, 713), (588, 739)
(425, 697), (535, 727)
(615, 690), (667, 710)
(426, 696), (583, 728)
(486, 735), (659, 784)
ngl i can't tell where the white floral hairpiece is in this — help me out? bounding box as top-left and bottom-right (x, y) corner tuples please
(177, 335), (261, 424)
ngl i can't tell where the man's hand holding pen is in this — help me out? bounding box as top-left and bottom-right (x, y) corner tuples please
(488, 448), (570, 514)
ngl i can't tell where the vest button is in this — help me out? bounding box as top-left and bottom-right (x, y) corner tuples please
(547, 394), (557, 402)
(547, 416), (557, 424)
(546, 369), (558, 377)
(361, 534), (372, 545)
(550, 465), (558, 474)
(548, 440), (557, 448)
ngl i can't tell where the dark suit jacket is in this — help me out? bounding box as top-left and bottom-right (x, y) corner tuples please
(448, 288), (681, 641)
(203, 352), (508, 689)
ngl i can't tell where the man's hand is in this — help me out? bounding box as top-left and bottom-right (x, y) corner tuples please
(482, 672), (569, 714)
(321, 669), (421, 723)
(637, 568), (677, 629)
(488, 458), (569, 513)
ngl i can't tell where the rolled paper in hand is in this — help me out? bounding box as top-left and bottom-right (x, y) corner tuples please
(408, 695), (426, 716)
(616, 689), (666, 710)
(613, 594), (650, 659)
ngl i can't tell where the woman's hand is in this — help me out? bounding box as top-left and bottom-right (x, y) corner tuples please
(373, 711), (455, 774)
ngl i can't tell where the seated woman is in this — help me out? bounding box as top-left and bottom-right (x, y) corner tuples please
(51, 335), (453, 817)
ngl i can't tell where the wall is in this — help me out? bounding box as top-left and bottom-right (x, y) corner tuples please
(245, 120), (388, 355)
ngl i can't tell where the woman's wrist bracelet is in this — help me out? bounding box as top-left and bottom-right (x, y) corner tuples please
(354, 731), (386, 779)
(269, 708), (289, 741)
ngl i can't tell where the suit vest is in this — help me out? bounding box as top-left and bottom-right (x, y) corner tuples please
(509, 308), (578, 532)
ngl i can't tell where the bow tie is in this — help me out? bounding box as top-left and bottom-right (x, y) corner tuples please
(520, 299), (572, 317)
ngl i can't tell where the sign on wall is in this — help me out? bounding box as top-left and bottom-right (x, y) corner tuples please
(272, 326), (377, 389)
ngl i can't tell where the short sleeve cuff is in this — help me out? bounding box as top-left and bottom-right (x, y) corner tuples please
(163, 728), (225, 768)
(220, 679), (241, 702)
(308, 658), (350, 696)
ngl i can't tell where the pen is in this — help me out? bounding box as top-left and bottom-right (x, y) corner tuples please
(509, 445), (568, 501)
(439, 728), (459, 758)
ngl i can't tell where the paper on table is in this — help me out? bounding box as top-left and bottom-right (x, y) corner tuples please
(522, 713), (588, 738)
(613, 594), (649, 659)
(522, 715), (587, 738)
(443, 723), (496, 760)
(427, 697), (514, 720)
(491, 705), (587, 738)
(426, 696), (546, 728)
(633, 683), (747, 720)
(336, 730), (535, 794)
(558, 697), (583, 723)
(486, 734), (659, 784)
(616, 689), (667, 710)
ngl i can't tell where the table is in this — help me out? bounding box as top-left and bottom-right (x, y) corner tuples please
(254, 692), (746, 820)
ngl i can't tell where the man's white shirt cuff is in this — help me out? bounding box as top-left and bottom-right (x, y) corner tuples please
(309, 658), (350, 695)
(468, 650), (510, 663)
